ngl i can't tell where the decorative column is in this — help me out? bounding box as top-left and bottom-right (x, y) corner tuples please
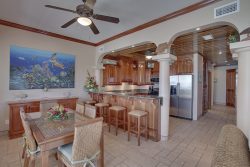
(153, 53), (177, 141)
(230, 40), (250, 142)
(93, 64), (104, 87)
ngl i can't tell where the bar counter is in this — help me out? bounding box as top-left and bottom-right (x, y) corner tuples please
(89, 90), (162, 141)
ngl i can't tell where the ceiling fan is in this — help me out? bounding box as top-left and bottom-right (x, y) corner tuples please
(45, 0), (120, 34)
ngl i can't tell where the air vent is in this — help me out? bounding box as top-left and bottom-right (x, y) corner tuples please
(214, 0), (239, 19)
(102, 59), (117, 65)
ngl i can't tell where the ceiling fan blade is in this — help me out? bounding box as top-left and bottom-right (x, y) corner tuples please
(45, 5), (76, 13)
(89, 21), (99, 34)
(93, 14), (119, 24)
(61, 18), (78, 28)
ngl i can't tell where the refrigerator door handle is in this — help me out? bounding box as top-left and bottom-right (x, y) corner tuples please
(177, 82), (180, 96)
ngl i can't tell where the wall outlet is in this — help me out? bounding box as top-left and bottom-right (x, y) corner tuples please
(5, 120), (9, 125)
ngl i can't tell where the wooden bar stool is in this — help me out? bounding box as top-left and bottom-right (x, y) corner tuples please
(128, 110), (148, 146)
(108, 106), (126, 136)
(95, 102), (109, 122)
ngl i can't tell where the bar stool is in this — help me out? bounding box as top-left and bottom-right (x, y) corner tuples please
(128, 110), (148, 146)
(95, 102), (109, 122)
(108, 106), (126, 136)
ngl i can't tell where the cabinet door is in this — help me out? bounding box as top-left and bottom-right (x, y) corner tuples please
(145, 69), (152, 84)
(11, 106), (25, 132)
(103, 65), (120, 85)
(137, 62), (145, 85)
(58, 99), (77, 110)
(132, 68), (138, 84)
(152, 61), (159, 75)
(27, 102), (40, 113)
(9, 104), (28, 138)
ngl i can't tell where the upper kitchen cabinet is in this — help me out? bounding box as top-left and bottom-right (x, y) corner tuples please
(103, 64), (120, 85)
(117, 56), (134, 83)
(150, 61), (159, 75)
(170, 56), (193, 75)
(101, 43), (157, 86)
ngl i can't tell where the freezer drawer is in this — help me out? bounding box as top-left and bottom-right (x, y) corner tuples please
(170, 95), (178, 116)
(178, 97), (192, 119)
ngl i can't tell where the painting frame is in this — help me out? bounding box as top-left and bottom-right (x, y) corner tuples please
(9, 45), (75, 90)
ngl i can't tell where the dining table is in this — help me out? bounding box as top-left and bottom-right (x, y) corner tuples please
(28, 110), (104, 167)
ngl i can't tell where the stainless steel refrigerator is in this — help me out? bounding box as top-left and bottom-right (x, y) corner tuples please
(170, 75), (193, 119)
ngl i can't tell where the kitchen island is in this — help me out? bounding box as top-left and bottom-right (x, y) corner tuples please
(89, 90), (162, 141)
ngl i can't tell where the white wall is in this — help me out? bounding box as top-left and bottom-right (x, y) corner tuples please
(213, 65), (237, 105)
(0, 25), (96, 131)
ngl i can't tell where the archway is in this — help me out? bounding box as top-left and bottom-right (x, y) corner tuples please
(166, 21), (239, 120)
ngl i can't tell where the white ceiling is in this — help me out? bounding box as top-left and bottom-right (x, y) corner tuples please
(0, 0), (203, 43)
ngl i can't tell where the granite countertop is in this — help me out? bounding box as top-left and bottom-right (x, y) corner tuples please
(8, 96), (79, 104)
(90, 90), (162, 100)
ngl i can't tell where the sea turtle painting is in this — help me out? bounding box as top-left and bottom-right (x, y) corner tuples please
(9, 45), (75, 90)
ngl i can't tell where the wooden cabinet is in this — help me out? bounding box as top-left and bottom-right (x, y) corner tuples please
(145, 69), (152, 84)
(137, 61), (146, 85)
(57, 98), (78, 110)
(9, 101), (40, 139)
(170, 57), (193, 75)
(118, 57), (133, 83)
(102, 56), (155, 86)
(151, 61), (159, 75)
(8, 97), (78, 139)
(103, 64), (120, 85)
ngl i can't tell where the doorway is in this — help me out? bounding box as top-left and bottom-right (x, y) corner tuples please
(226, 69), (236, 107)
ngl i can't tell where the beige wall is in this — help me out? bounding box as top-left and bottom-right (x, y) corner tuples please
(96, 0), (250, 60)
(0, 25), (96, 131)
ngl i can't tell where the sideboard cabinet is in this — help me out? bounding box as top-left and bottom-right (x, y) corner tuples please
(8, 97), (78, 139)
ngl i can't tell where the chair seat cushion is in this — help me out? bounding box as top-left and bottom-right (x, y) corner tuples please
(129, 110), (147, 117)
(26, 112), (42, 120)
(58, 143), (73, 161)
(109, 106), (126, 111)
(95, 103), (109, 107)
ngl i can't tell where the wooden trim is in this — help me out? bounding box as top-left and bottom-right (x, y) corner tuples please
(96, 0), (222, 46)
(0, 0), (221, 46)
(0, 19), (97, 46)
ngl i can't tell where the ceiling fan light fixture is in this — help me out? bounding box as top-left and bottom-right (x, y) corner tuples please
(77, 17), (92, 26)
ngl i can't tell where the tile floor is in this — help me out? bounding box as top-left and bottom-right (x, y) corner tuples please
(0, 105), (236, 167)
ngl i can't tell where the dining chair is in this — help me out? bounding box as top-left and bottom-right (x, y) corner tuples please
(84, 104), (97, 118)
(20, 109), (40, 167)
(57, 117), (103, 167)
(76, 102), (85, 114)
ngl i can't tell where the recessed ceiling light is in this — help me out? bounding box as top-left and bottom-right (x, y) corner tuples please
(196, 27), (201, 31)
(131, 45), (135, 48)
(219, 51), (222, 55)
(202, 34), (214, 40)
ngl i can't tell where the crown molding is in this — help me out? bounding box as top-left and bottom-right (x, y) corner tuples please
(0, 19), (97, 46)
(0, 0), (221, 47)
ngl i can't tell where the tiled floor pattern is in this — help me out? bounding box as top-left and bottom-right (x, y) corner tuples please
(0, 105), (235, 167)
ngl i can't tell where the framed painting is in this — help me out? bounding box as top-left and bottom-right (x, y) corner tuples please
(9, 45), (75, 90)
